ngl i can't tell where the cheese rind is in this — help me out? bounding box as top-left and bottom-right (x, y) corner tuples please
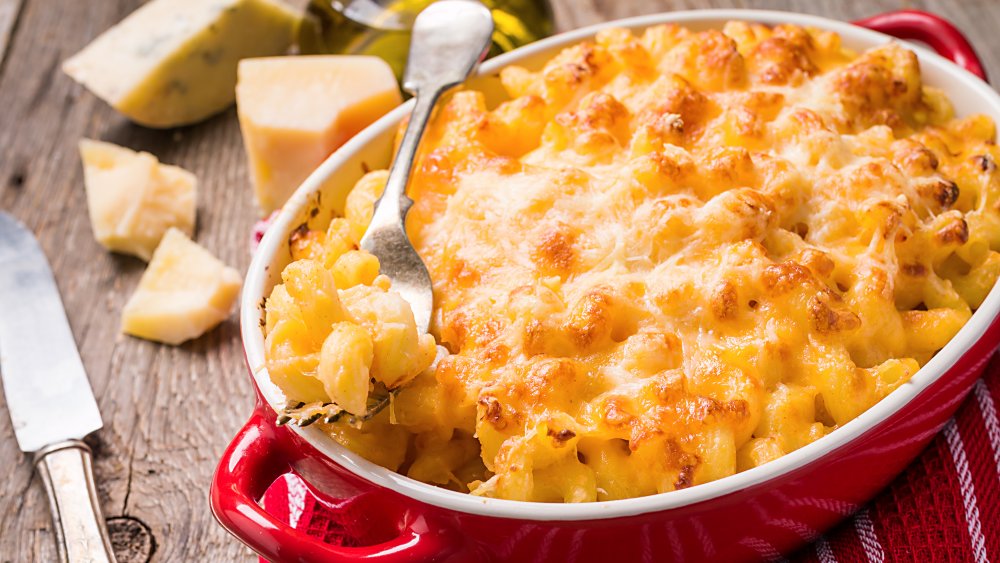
(63, 0), (300, 128)
(236, 56), (402, 213)
(122, 228), (242, 345)
(79, 139), (196, 261)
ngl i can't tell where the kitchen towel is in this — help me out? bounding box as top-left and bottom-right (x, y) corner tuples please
(261, 356), (1000, 562)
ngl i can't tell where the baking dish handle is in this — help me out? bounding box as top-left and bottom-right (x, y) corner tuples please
(210, 405), (462, 562)
(853, 10), (987, 82)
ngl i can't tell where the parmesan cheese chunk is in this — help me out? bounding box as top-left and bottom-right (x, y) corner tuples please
(79, 139), (196, 261)
(63, 0), (300, 128)
(236, 56), (402, 213)
(122, 229), (242, 345)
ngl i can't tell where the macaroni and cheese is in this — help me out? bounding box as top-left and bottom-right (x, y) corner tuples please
(263, 22), (1000, 502)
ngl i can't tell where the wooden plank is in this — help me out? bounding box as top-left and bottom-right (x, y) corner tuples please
(0, 0), (254, 561)
(0, 0), (996, 561)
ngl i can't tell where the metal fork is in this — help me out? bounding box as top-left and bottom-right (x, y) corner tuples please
(359, 0), (495, 333)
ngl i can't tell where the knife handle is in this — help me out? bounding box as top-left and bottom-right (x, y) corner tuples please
(34, 440), (117, 563)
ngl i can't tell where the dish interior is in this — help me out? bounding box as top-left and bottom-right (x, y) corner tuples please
(243, 10), (1000, 520)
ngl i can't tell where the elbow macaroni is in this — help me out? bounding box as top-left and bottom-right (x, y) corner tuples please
(263, 22), (1000, 502)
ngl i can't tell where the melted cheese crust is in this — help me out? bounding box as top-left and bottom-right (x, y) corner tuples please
(264, 23), (1000, 502)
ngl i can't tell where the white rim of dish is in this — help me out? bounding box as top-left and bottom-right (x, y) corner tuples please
(242, 9), (1000, 521)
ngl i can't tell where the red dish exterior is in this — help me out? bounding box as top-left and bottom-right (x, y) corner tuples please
(211, 10), (996, 563)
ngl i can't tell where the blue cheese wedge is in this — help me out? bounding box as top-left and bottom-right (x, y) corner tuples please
(79, 139), (196, 261)
(63, 0), (300, 128)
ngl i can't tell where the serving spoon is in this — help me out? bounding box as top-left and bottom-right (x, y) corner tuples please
(360, 0), (495, 334)
(278, 0), (494, 427)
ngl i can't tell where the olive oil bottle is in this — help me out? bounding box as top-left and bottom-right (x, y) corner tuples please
(299, 0), (554, 80)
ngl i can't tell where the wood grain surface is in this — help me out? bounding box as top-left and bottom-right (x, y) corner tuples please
(0, 0), (998, 561)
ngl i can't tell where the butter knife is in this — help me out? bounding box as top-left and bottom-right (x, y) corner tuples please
(0, 212), (116, 563)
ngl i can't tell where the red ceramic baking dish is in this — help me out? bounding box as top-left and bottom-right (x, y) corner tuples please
(211, 9), (999, 562)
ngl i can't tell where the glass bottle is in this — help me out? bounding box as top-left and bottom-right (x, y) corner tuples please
(299, 0), (555, 81)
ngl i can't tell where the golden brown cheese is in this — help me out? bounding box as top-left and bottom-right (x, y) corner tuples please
(263, 22), (1000, 502)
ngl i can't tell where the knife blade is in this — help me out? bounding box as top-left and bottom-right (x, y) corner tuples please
(0, 212), (116, 563)
(0, 212), (103, 452)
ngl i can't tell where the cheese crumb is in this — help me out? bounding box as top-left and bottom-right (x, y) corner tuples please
(79, 139), (196, 262)
(122, 228), (242, 345)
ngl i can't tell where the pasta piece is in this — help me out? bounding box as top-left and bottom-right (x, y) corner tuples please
(318, 322), (374, 415)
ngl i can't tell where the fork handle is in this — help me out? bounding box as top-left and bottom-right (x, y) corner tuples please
(365, 87), (444, 230)
(34, 440), (117, 563)
(360, 86), (446, 334)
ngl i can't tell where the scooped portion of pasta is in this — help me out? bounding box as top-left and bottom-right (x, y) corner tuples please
(263, 22), (1000, 502)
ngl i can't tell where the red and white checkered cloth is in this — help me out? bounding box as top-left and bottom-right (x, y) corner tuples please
(260, 357), (1000, 562)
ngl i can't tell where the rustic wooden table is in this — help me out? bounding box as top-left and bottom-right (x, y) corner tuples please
(0, 0), (998, 560)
